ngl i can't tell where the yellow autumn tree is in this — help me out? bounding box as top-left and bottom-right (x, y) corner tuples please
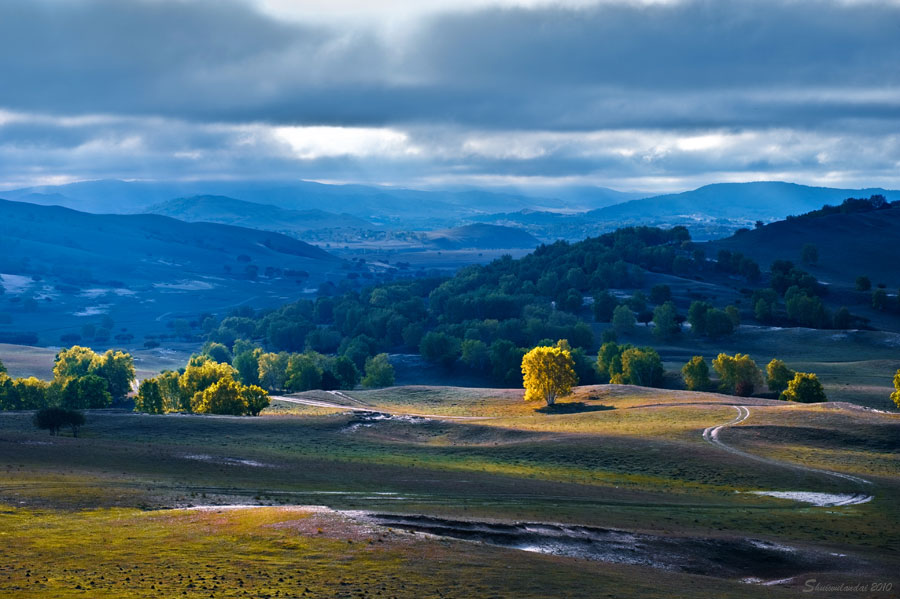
(521, 342), (578, 406)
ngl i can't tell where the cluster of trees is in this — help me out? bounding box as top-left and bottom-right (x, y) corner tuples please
(597, 342), (664, 387)
(135, 341), (396, 416)
(0, 347), (135, 411)
(681, 354), (827, 402)
(688, 301), (740, 339)
(792, 195), (893, 220)
(134, 354), (269, 416)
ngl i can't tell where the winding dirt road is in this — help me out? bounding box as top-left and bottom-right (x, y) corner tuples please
(702, 405), (873, 506)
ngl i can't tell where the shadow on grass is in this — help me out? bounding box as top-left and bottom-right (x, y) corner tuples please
(535, 402), (615, 414)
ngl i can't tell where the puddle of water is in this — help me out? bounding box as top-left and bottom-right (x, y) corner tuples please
(749, 491), (873, 507)
(366, 514), (853, 581)
(182, 454), (271, 468)
(343, 412), (430, 432)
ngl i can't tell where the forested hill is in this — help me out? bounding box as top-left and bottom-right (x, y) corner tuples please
(709, 198), (900, 288)
(207, 226), (700, 386)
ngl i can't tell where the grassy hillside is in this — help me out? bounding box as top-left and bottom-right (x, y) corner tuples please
(0, 199), (345, 347)
(0, 384), (896, 597)
(425, 223), (540, 249)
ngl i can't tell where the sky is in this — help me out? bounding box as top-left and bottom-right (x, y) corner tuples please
(0, 0), (899, 193)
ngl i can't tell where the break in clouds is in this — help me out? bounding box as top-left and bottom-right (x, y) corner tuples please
(0, 0), (899, 190)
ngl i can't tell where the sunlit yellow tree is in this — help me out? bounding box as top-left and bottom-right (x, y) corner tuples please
(891, 369), (900, 409)
(521, 342), (578, 406)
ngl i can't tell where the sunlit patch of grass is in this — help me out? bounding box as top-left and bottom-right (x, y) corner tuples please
(0, 504), (783, 599)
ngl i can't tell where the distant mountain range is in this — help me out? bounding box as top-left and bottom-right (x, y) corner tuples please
(146, 195), (372, 233)
(587, 182), (900, 221)
(0, 179), (634, 227)
(475, 182), (900, 241)
(5, 179), (900, 243)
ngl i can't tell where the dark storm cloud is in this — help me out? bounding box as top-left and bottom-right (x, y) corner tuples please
(1, 0), (898, 130)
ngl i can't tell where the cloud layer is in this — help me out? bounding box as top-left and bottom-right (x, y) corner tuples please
(0, 0), (898, 190)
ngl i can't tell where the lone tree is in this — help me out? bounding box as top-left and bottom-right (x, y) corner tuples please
(521, 343), (578, 406)
(33, 407), (85, 437)
(781, 372), (827, 403)
(681, 356), (711, 391)
(890, 369), (900, 409)
(766, 359), (795, 395)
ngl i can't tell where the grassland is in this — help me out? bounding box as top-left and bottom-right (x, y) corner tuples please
(1, 384), (897, 597)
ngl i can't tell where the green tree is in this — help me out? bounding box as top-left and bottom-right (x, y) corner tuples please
(611, 305), (635, 335)
(615, 347), (663, 387)
(833, 306), (853, 329)
(60, 374), (112, 409)
(688, 301), (711, 336)
(285, 354), (322, 392)
(652, 301), (679, 340)
(0, 358), (5, 374)
(461, 339), (489, 371)
(241, 385), (270, 416)
(157, 370), (185, 412)
(257, 352), (289, 391)
(34, 407), (85, 437)
(202, 342), (232, 364)
(0, 374), (19, 410)
(766, 359), (795, 395)
(712, 353), (763, 397)
(754, 298), (773, 323)
(681, 356), (710, 391)
(873, 289), (888, 311)
(92, 349), (135, 399)
(135, 379), (164, 414)
(856, 275), (871, 291)
(362, 354), (394, 388)
(521, 344), (578, 406)
(332, 356), (360, 390)
(181, 360), (237, 408)
(592, 292), (619, 322)
(419, 332), (462, 368)
(781, 372), (827, 403)
(705, 308), (735, 338)
(53, 346), (97, 382)
(193, 378), (247, 415)
(233, 348), (262, 386)
(14, 377), (49, 409)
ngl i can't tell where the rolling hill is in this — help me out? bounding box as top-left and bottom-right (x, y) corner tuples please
(0, 198), (343, 346)
(0, 198), (336, 281)
(424, 224), (541, 250)
(707, 204), (900, 288)
(145, 195), (372, 233)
